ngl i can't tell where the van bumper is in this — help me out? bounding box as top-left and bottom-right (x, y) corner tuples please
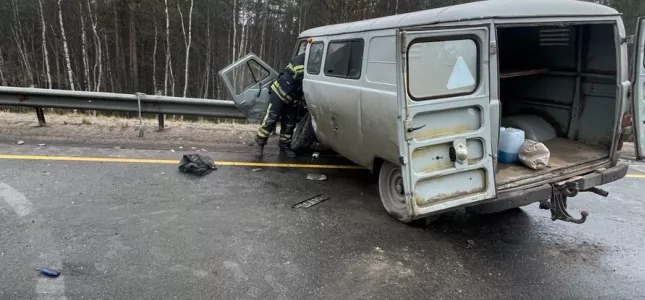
(469, 163), (629, 214)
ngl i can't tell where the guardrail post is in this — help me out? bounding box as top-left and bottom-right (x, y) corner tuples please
(157, 114), (165, 131)
(135, 92), (145, 138)
(35, 107), (46, 126)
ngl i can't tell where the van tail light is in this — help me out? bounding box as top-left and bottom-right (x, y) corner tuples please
(622, 113), (632, 128)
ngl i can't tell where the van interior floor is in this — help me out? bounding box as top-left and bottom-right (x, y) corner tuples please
(495, 138), (608, 187)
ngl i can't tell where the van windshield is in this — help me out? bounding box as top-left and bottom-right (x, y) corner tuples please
(295, 40), (307, 56)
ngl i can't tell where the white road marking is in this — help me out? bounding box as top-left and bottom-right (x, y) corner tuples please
(0, 182), (67, 300)
(0, 182), (33, 217)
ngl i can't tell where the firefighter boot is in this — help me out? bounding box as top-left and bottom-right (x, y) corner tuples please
(279, 144), (297, 158)
(254, 143), (265, 159)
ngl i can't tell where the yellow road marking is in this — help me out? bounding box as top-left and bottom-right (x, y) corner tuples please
(626, 174), (645, 178)
(0, 154), (363, 170)
(1, 154), (644, 175)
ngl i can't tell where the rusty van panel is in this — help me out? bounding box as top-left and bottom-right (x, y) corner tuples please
(412, 106), (482, 141)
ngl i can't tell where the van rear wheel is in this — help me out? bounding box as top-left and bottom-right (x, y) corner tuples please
(378, 161), (412, 223)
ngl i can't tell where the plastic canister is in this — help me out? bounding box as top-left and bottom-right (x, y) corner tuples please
(498, 127), (525, 164)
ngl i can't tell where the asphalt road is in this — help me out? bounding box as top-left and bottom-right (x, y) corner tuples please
(1, 143), (644, 300)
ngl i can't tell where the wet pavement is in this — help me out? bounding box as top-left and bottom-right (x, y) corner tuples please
(0, 144), (644, 300)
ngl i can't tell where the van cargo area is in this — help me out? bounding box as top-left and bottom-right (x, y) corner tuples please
(495, 23), (618, 189)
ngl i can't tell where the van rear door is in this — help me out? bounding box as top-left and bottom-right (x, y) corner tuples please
(396, 27), (496, 217)
(218, 54), (279, 121)
(632, 18), (645, 160)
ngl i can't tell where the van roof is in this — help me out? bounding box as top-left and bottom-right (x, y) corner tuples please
(299, 0), (619, 37)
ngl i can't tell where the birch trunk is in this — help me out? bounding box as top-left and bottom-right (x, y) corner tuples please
(178, 0), (194, 98)
(88, 0), (102, 92)
(38, 0), (52, 89)
(163, 0), (172, 96)
(79, 1), (91, 91)
(58, 0), (75, 90)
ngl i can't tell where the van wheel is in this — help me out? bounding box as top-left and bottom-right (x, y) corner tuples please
(291, 113), (317, 153)
(378, 161), (412, 223)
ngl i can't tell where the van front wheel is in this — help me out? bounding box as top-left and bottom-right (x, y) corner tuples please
(378, 161), (412, 223)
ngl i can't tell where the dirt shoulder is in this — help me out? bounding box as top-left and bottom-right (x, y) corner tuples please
(0, 111), (266, 152)
(0, 111), (639, 160)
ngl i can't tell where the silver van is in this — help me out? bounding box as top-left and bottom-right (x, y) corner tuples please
(220, 0), (644, 224)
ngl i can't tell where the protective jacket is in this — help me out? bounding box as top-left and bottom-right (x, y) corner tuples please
(270, 53), (305, 103)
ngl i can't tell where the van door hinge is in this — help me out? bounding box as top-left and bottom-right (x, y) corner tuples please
(490, 42), (497, 55)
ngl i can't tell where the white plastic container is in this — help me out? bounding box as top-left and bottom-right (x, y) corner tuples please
(498, 127), (525, 164)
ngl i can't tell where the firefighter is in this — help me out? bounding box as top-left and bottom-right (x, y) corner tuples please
(254, 52), (306, 158)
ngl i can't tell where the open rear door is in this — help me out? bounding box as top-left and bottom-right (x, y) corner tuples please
(396, 27), (496, 219)
(633, 18), (645, 160)
(218, 53), (279, 121)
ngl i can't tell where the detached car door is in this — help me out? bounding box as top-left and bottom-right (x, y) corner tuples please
(218, 53), (279, 121)
(395, 26), (497, 219)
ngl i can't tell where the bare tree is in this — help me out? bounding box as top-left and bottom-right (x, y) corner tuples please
(232, 0), (238, 62)
(87, 0), (102, 92)
(259, 0), (270, 57)
(38, 0), (52, 89)
(0, 46), (7, 86)
(203, 5), (212, 99)
(58, 0), (75, 90)
(11, 0), (33, 86)
(163, 0), (173, 96)
(128, 2), (138, 92)
(153, 16), (158, 94)
(79, 1), (91, 91)
(178, 0), (194, 98)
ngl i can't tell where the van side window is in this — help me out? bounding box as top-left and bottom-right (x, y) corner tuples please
(407, 39), (478, 99)
(307, 42), (325, 75)
(324, 40), (364, 79)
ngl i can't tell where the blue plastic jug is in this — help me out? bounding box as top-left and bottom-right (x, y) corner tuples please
(498, 127), (525, 164)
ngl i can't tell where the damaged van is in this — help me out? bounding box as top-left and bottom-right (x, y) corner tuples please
(219, 0), (645, 224)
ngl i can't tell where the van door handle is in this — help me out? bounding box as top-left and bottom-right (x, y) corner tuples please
(407, 124), (426, 132)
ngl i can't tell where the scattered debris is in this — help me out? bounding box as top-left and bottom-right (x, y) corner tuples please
(38, 144), (46, 146)
(16, 140), (24, 145)
(293, 194), (330, 209)
(35, 267), (60, 278)
(201, 149), (207, 152)
(466, 240), (475, 249)
(179, 146), (184, 149)
(171, 149), (176, 153)
(374, 247), (384, 253)
(312, 152), (320, 159)
(306, 174), (327, 181)
(191, 147), (197, 150)
(178, 154), (218, 176)
(252, 168), (262, 172)
(113, 146), (122, 150)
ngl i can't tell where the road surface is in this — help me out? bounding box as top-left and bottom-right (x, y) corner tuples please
(0, 143), (644, 300)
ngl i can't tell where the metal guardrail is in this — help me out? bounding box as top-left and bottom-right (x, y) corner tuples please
(0, 86), (245, 134)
